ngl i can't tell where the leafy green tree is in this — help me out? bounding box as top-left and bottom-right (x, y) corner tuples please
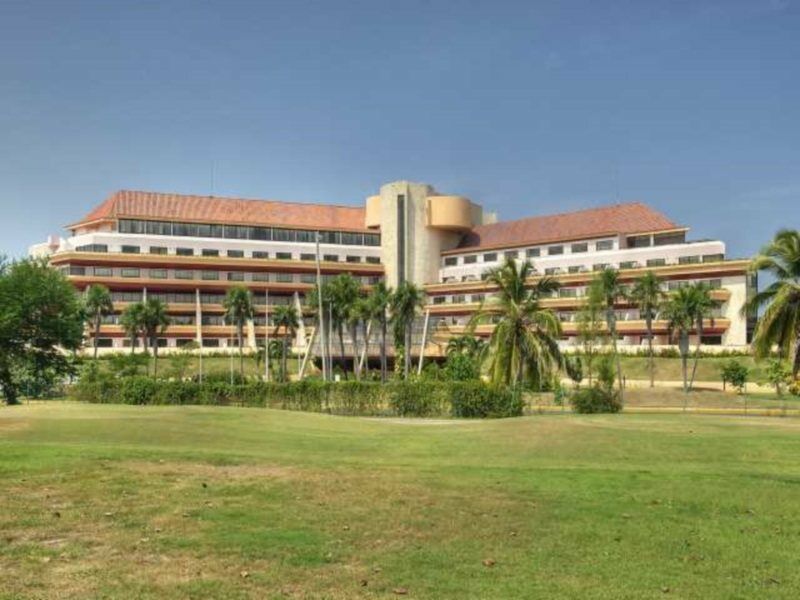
(443, 352), (479, 381)
(629, 271), (663, 388)
(84, 284), (114, 361)
(720, 359), (749, 394)
(328, 273), (361, 379)
(0, 258), (85, 404)
(595, 268), (626, 402)
(687, 283), (717, 391)
(140, 298), (171, 377)
(473, 258), (562, 388)
(576, 279), (606, 386)
(223, 285), (255, 378)
(272, 305), (299, 381)
(662, 285), (713, 396)
(390, 281), (425, 378)
(745, 229), (800, 377)
(765, 359), (791, 396)
(446, 334), (486, 360)
(368, 282), (393, 383)
(120, 302), (145, 355)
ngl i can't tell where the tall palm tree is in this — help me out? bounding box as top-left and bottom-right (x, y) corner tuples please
(84, 284), (114, 361)
(223, 285), (255, 378)
(662, 286), (698, 396)
(472, 258), (562, 388)
(576, 279), (605, 386)
(120, 302), (145, 355)
(368, 281), (392, 383)
(328, 273), (360, 379)
(745, 229), (800, 377)
(446, 334), (486, 359)
(629, 271), (664, 388)
(140, 298), (171, 377)
(595, 268), (626, 402)
(306, 281), (334, 380)
(347, 295), (367, 380)
(390, 281), (425, 378)
(272, 304), (299, 381)
(687, 283), (717, 391)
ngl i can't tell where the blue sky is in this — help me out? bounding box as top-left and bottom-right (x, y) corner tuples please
(1, 0), (797, 258)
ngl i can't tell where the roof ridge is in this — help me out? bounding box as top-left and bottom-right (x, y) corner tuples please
(111, 189), (365, 211)
(474, 200), (655, 230)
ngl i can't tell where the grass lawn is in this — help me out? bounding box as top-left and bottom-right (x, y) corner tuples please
(617, 355), (765, 383)
(2, 404), (800, 599)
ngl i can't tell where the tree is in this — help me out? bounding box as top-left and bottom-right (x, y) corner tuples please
(223, 285), (255, 378)
(686, 283), (717, 392)
(745, 229), (800, 377)
(390, 281), (425, 378)
(764, 359), (791, 396)
(368, 282), (393, 383)
(0, 258), (85, 404)
(84, 284), (114, 361)
(306, 281), (334, 380)
(140, 298), (170, 377)
(120, 302), (145, 355)
(576, 279), (605, 386)
(272, 305), (299, 381)
(662, 285), (710, 397)
(472, 258), (562, 388)
(328, 273), (361, 379)
(446, 334), (486, 360)
(629, 271), (663, 388)
(595, 268), (626, 402)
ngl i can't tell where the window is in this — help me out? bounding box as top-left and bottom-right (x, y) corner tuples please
(654, 232), (686, 246)
(121, 245), (140, 254)
(202, 339), (220, 348)
(176, 248), (194, 256)
(227, 272), (245, 281)
(593, 263), (610, 271)
(300, 253), (315, 261)
(300, 273), (316, 284)
(619, 261), (638, 270)
(66, 266), (86, 276)
(483, 252), (498, 262)
(504, 250), (519, 260)
(444, 256), (458, 266)
(202, 249), (219, 257)
(432, 296), (446, 305)
(323, 254), (338, 262)
(526, 248), (540, 258)
(626, 235), (651, 248)
(559, 288), (578, 298)
(227, 250), (244, 258)
(252, 272), (270, 282)
(253, 251), (270, 259)
(702, 254), (724, 263)
(452, 294), (466, 304)
(275, 272), (293, 283)
(548, 245), (564, 256)
(700, 335), (722, 346)
(149, 246), (168, 255)
(595, 240), (614, 251)
(464, 255), (477, 264)
(95, 338), (114, 348)
(121, 268), (140, 278)
(545, 267), (561, 275)
(201, 271), (219, 280)
(94, 267), (113, 277)
(678, 255), (700, 265)
(366, 256), (380, 264)
(646, 258), (666, 267)
(175, 269), (195, 279)
(346, 256), (362, 263)
(276, 252), (293, 260)
(76, 244), (108, 253)
(568, 266), (582, 274)
(150, 269), (168, 279)
(571, 243), (588, 253)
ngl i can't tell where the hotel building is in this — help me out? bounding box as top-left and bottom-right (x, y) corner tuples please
(30, 180), (754, 358)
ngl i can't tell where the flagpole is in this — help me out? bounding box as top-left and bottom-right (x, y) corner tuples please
(265, 288), (270, 381)
(316, 232), (327, 382)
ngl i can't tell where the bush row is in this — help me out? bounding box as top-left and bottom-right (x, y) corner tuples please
(69, 376), (524, 419)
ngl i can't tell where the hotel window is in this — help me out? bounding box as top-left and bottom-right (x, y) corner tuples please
(95, 338), (114, 348)
(567, 266), (582, 274)
(150, 269), (168, 279)
(619, 261), (638, 270)
(464, 255), (477, 264)
(595, 240), (614, 251)
(452, 294), (466, 304)
(483, 252), (498, 262)
(121, 268), (140, 278)
(202, 249), (219, 257)
(67, 266), (86, 276)
(432, 296), (446, 305)
(276, 252), (293, 260)
(444, 257), (458, 266)
(176, 247), (194, 256)
(323, 254), (339, 262)
(300, 273), (316, 284)
(342, 232), (363, 245)
(366, 256), (380, 264)
(646, 258), (666, 267)
(227, 272), (245, 281)
(707, 279), (723, 289)
(149, 246), (168, 255)
(559, 288), (578, 298)
(227, 250), (244, 258)
(202, 339), (220, 348)
(593, 263), (610, 271)
(626, 235), (651, 248)
(545, 267), (561, 275)
(654, 231), (686, 246)
(76, 244), (108, 253)
(201, 271), (219, 280)
(678, 255), (700, 265)
(94, 267), (113, 277)
(252, 272), (270, 282)
(504, 250), (519, 260)
(548, 245), (564, 256)
(526, 248), (540, 258)
(472, 294), (486, 303)
(571, 243), (588, 253)
(346, 256), (362, 263)
(275, 272), (293, 283)
(175, 269), (195, 279)
(702, 254), (724, 263)
(120, 245), (140, 254)
(253, 251), (270, 259)
(300, 253), (315, 261)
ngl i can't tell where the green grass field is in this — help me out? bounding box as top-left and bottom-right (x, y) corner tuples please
(2, 403), (800, 598)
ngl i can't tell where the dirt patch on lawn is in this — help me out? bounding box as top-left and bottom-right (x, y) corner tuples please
(124, 460), (300, 482)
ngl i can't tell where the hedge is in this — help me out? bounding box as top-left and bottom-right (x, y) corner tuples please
(69, 376), (523, 419)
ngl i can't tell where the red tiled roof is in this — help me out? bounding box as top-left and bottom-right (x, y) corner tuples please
(72, 190), (369, 231)
(452, 202), (681, 252)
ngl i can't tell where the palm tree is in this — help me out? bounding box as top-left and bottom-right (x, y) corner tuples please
(662, 286), (698, 396)
(223, 285), (255, 378)
(368, 282), (392, 382)
(347, 295), (367, 380)
(472, 258), (562, 388)
(595, 268), (626, 402)
(576, 279), (605, 386)
(272, 304), (299, 381)
(306, 281), (334, 380)
(446, 334), (486, 359)
(629, 272), (664, 388)
(745, 229), (800, 377)
(141, 298), (171, 377)
(328, 273), (360, 379)
(120, 302), (145, 355)
(687, 283), (717, 391)
(84, 284), (114, 361)
(390, 281), (425, 378)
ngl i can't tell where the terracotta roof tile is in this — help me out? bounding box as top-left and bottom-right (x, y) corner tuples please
(73, 190), (369, 232)
(454, 202), (680, 252)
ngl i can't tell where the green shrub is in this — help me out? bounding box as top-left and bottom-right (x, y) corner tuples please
(570, 386), (622, 414)
(443, 354), (479, 381)
(448, 383), (523, 418)
(388, 382), (448, 417)
(720, 360), (749, 394)
(118, 376), (158, 405)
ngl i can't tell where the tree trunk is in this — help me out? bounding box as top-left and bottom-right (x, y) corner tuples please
(680, 332), (689, 399)
(0, 366), (18, 405)
(380, 316), (387, 383)
(238, 323), (244, 379)
(93, 315), (101, 361)
(350, 322), (360, 380)
(404, 324), (411, 378)
(283, 334), (289, 382)
(152, 338), (159, 378)
(337, 326), (348, 380)
(688, 319), (703, 392)
(646, 316), (654, 388)
(608, 312), (624, 404)
(792, 334), (800, 378)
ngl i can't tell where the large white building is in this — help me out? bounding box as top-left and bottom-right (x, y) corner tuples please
(31, 180), (755, 358)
